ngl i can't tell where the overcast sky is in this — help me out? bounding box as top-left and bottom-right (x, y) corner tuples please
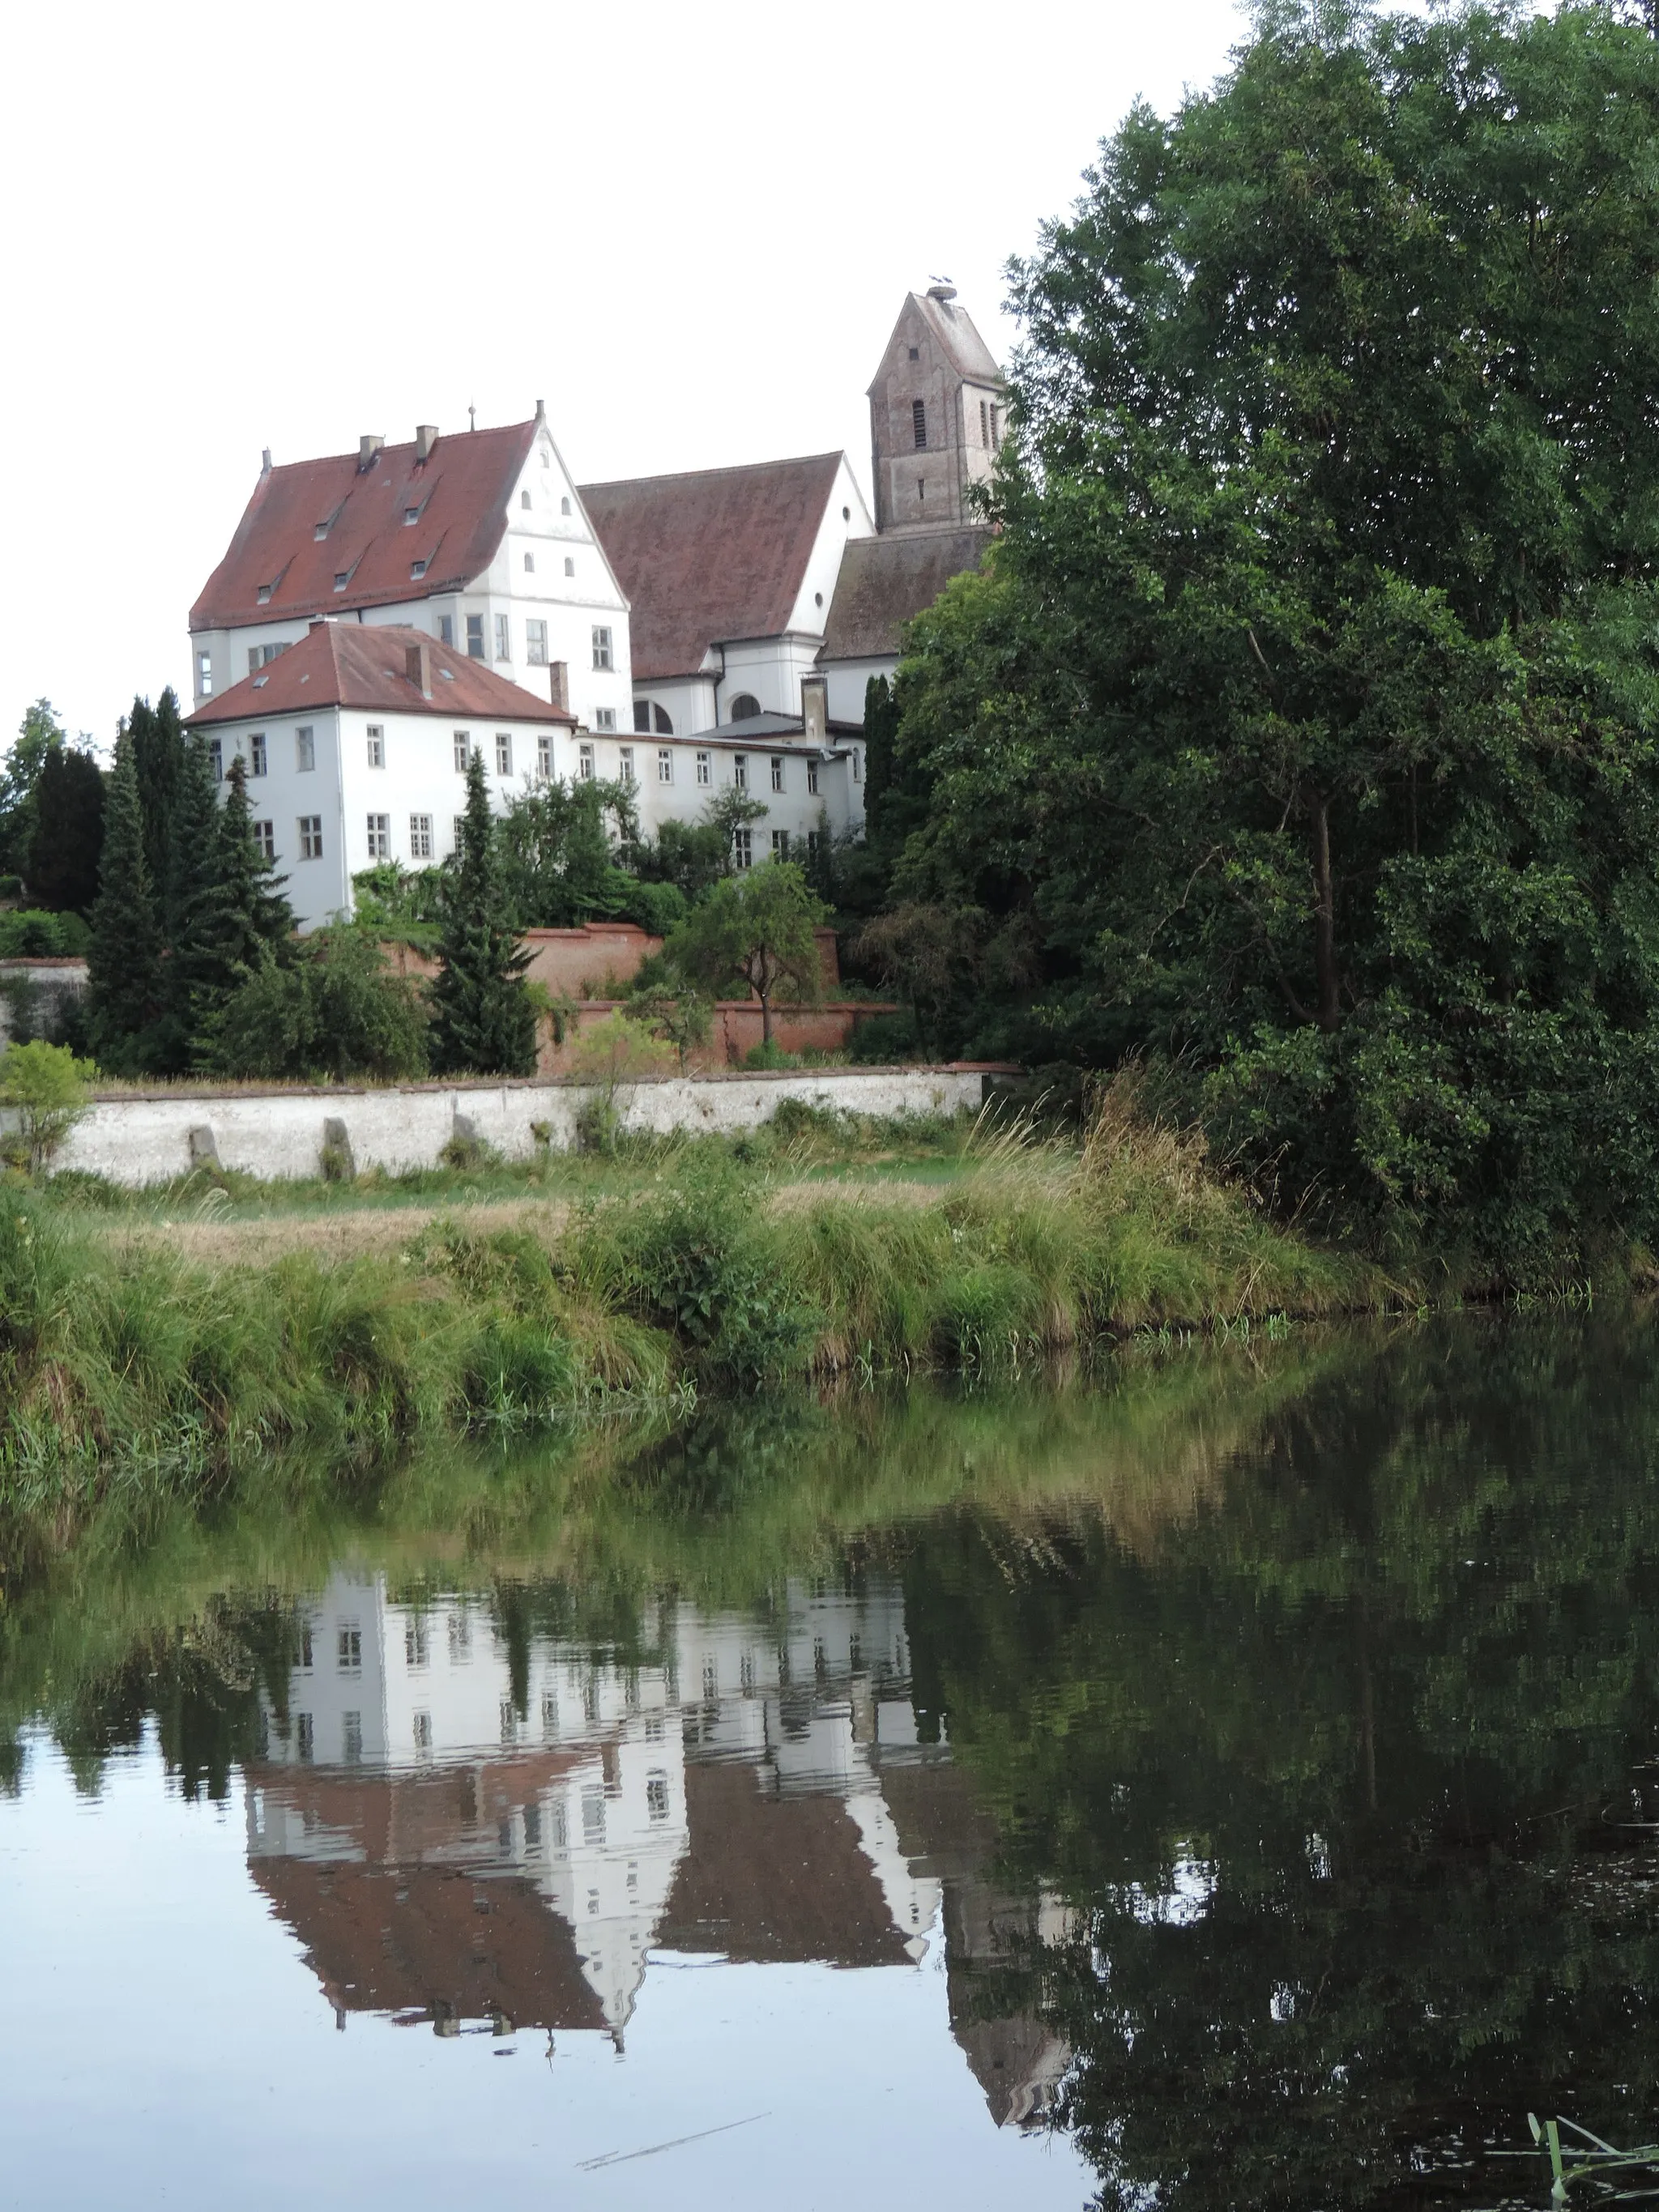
(0, 0), (1247, 753)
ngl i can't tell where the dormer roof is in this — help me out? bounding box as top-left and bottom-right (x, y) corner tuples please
(190, 420), (539, 630)
(580, 454), (847, 682)
(185, 620), (576, 727)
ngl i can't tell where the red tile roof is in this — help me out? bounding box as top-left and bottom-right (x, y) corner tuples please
(185, 621), (575, 727)
(579, 454), (846, 682)
(190, 421), (537, 630)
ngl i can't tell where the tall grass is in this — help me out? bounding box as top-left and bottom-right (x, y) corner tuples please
(0, 1078), (1389, 1538)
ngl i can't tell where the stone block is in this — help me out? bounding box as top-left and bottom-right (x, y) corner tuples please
(187, 1123), (222, 1172)
(321, 1116), (356, 1181)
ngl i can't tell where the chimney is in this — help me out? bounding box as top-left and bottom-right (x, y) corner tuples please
(801, 675), (828, 748)
(415, 424), (438, 462)
(358, 433), (384, 471)
(261, 445), (272, 475)
(548, 661), (569, 714)
(405, 639), (432, 699)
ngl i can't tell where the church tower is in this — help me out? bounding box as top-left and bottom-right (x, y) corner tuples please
(867, 283), (1005, 534)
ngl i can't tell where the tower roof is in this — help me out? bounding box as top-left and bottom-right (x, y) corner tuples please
(867, 290), (1004, 399)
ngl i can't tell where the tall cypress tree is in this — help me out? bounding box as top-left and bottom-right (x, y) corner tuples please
(431, 748), (536, 1076)
(28, 744), (105, 913)
(126, 689), (186, 905)
(150, 731), (223, 1072)
(86, 730), (164, 1073)
(185, 757), (294, 1061)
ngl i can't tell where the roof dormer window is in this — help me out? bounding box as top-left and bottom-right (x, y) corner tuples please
(333, 569), (352, 591)
(411, 559), (428, 579)
(252, 675), (268, 688)
(257, 585), (272, 605)
(313, 501), (345, 541)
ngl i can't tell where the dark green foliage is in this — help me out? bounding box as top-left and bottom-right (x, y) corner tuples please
(125, 689), (186, 903)
(185, 757), (296, 1063)
(26, 744), (104, 914)
(496, 774), (641, 927)
(211, 923), (429, 1083)
(85, 730), (165, 1074)
(0, 701), (67, 880)
(891, 0), (1659, 1267)
(431, 749), (537, 1076)
(0, 910), (91, 958)
(664, 860), (829, 1043)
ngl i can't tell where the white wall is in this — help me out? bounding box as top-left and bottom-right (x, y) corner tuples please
(47, 1068), (987, 1187)
(823, 653), (898, 727)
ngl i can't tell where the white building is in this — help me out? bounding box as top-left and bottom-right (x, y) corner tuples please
(189, 408), (633, 737)
(184, 620), (575, 930)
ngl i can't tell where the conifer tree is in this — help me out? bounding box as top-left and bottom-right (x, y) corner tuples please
(431, 748), (537, 1076)
(184, 756), (296, 1062)
(86, 730), (164, 1073)
(27, 743), (104, 913)
(151, 731), (222, 1072)
(125, 690), (186, 901)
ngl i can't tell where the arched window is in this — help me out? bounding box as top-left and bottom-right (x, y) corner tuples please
(729, 693), (761, 722)
(653, 702), (672, 735)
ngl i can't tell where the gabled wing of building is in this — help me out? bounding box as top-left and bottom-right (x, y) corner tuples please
(191, 422), (538, 631)
(184, 620), (574, 727)
(580, 454), (847, 682)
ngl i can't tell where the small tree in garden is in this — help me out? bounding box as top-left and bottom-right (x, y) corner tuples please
(430, 748), (537, 1076)
(0, 1041), (96, 1174)
(665, 861), (829, 1046)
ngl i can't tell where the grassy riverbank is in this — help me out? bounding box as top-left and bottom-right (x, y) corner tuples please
(0, 1092), (1392, 1536)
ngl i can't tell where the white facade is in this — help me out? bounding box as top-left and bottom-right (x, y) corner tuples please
(191, 417), (634, 738)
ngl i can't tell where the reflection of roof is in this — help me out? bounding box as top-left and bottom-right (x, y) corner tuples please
(656, 1762), (913, 1967)
(819, 528), (992, 663)
(186, 620), (574, 728)
(192, 420), (536, 629)
(581, 454), (846, 681)
(251, 1858), (607, 2032)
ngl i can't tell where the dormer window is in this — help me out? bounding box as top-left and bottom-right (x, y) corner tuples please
(333, 571), (351, 591)
(403, 505), (421, 526)
(411, 559), (428, 579)
(252, 675), (268, 688)
(313, 501), (345, 541)
(257, 585), (272, 606)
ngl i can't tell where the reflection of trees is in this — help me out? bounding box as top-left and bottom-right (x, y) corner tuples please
(902, 1316), (1659, 2209)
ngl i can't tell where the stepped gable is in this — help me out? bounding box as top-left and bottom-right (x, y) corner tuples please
(654, 1760), (914, 1967)
(191, 420), (537, 629)
(819, 526), (993, 663)
(580, 454), (844, 682)
(185, 620), (574, 726)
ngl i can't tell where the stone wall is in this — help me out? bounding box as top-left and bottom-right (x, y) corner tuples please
(0, 958), (88, 1045)
(47, 1067), (989, 1187)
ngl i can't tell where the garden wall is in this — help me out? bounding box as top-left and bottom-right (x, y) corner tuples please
(47, 1067), (992, 1187)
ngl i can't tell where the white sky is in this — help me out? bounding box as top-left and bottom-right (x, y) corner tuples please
(0, 0), (1247, 752)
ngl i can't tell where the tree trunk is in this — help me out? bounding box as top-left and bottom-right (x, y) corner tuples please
(760, 987), (773, 1046)
(1309, 791), (1341, 1033)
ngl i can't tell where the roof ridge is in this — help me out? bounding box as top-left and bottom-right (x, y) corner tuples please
(578, 450), (842, 492)
(262, 418), (536, 475)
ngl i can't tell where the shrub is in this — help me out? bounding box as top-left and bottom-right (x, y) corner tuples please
(0, 1040), (96, 1174)
(744, 1038), (800, 1070)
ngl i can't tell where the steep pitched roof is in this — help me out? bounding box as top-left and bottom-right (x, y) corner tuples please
(819, 526), (993, 663)
(191, 420), (537, 630)
(868, 292), (1004, 396)
(185, 620), (574, 726)
(580, 454), (846, 681)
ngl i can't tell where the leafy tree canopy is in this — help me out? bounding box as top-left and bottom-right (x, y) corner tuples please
(664, 861), (829, 1042)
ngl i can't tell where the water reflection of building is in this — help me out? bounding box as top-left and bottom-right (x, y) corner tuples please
(245, 1571), (1067, 2117)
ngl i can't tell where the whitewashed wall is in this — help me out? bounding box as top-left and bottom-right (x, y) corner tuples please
(47, 1067), (986, 1187)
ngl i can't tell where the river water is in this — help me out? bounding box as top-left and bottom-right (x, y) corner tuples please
(6, 1316), (1659, 2210)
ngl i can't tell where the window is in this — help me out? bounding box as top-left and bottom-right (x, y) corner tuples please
(298, 815), (323, 859)
(991, 403), (1002, 445)
(561, 495), (572, 515)
(333, 570), (351, 592)
(296, 726), (315, 773)
(537, 732), (551, 778)
(338, 1626), (362, 1672)
(918, 478), (926, 502)
(438, 615), (454, 647)
(696, 750), (711, 786)
(646, 1772), (670, 1822)
(405, 1622), (428, 1669)
(453, 815), (466, 849)
(653, 702), (672, 735)
(591, 625), (612, 670)
(494, 612), (510, 660)
(578, 742), (595, 781)
(410, 559), (427, 580)
(500, 1698), (517, 1746)
(523, 552), (535, 573)
(454, 731), (470, 773)
(657, 747), (673, 784)
(527, 619), (548, 665)
(771, 829), (791, 859)
(733, 826), (753, 870)
(247, 642), (282, 677)
(366, 813), (390, 859)
(520, 489), (531, 509)
(907, 343), (919, 361)
(410, 812), (433, 859)
(733, 753), (748, 791)
(257, 584), (272, 606)
(729, 693), (761, 721)
(541, 1690), (559, 1739)
(448, 1613), (471, 1662)
(366, 725), (385, 769)
(207, 738), (223, 783)
(342, 1711), (363, 1764)
(805, 829), (822, 861)
(618, 745), (634, 785)
(913, 398), (928, 449)
(980, 399), (990, 445)
(253, 819), (275, 861)
(807, 757), (819, 796)
(195, 650), (212, 697)
(495, 731), (512, 776)
(412, 1711), (433, 1755)
(582, 1788), (606, 1844)
(770, 755), (784, 794)
(250, 731), (267, 777)
(595, 708), (616, 732)
(633, 699), (650, 733)
(852, 747), (863, 782)
(296, 1713), (313, 1762)
(466, 613), (485, 658)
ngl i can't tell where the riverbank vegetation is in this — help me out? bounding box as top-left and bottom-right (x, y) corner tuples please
(0, 1089), (1379, 1540)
